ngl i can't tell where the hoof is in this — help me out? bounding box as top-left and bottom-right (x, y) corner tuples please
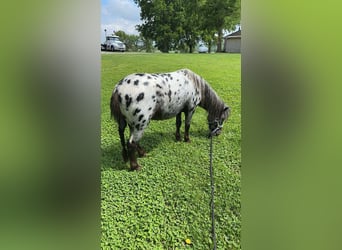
(137, 145), (146, 157)
(184, 138), (191, 143)
(175, 134), (181, 142)
(137, 151), (146, 158)
(130, 164), (142, 171)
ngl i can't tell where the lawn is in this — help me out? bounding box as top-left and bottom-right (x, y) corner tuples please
(101, 53), (241, 249)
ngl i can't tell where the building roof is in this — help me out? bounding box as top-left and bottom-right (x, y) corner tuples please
(224, 29), (241, 39)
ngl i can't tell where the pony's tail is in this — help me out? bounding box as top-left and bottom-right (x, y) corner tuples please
(110, 90), (122, 122)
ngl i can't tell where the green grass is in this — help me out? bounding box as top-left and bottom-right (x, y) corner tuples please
(101, 53), (241, 249)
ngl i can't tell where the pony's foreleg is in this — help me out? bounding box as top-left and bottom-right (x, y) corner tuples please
(175, 112), (182, 141)
(127, 140), (141, 171)
(136, 143), (146, 157)
(184, 110), (194, 142)
(118, 118), (128, 162)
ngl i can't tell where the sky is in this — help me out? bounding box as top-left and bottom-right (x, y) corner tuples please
(101, 0), (142, 41)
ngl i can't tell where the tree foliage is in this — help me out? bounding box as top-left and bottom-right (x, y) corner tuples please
(202, 0), (240, 52)
(134, 0), (240, 53)
(134, 0), (180, 52)
(114, 30), (139, 52)
(114, 30), (154, 52)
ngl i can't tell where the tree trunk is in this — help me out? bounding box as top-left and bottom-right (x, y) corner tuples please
(216, 29), (223, 52)
(159, 43), (169, 53)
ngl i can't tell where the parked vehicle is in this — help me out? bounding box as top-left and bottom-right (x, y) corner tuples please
(198, 44), (208, 53)
(102, 35), (126, 52)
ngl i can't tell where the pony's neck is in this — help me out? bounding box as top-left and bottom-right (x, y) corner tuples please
(183, 69), (225, 121)
(198, 79), (225, 122)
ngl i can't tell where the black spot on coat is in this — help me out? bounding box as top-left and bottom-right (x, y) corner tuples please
(156, 91), (164, 97)
(133, 108), (141, 116)
(138, 114), (144, 122)
(168, 90), (172, 102)
(136, 93), (144, 102)
(125, 94), (132, 108)
(134, 80), (139, 85)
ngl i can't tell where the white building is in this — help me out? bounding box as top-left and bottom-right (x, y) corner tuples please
(224, 29), (241, 53)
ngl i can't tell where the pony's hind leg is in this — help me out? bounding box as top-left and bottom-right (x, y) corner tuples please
(118, 118), (128, 162)
(175, 112), (182, 141)
(127, 129), (144, 171)
(127, 140), (141, 171)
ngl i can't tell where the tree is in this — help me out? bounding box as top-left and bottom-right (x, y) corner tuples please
(201, 29), (216, 53)
(114, 30), (140, 52)
(202, 0), (240, 52)
(180, 0), (203, 53)
(139, 36), (155, 52)
(134, 0), (240, 53)
(134, 0), (203, 53)
(134, 0), (175, 52)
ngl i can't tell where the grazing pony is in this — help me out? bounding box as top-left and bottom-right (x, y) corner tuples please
(110, 69), (230, 170)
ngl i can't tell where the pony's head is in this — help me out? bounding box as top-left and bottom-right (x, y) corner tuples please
(208, 106), (230, 137)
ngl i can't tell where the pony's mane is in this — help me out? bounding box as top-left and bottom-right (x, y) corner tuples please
(182, 69), (226, 122)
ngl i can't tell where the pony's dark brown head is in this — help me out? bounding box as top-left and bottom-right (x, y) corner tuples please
(208, 106), (230, 137)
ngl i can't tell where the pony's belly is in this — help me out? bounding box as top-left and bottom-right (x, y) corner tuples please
(151, 111), (178, 120)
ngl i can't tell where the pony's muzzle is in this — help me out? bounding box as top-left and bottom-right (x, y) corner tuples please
(214, 128), (222, 135)
(208, 127), (222, 137)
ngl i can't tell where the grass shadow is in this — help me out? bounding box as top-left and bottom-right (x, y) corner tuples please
(186, 129), (211, 140)
(101, 143), (128, 171)
(101, 130), (173, 171)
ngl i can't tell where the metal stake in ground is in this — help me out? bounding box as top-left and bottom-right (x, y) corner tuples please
(209, 135), (217, 250)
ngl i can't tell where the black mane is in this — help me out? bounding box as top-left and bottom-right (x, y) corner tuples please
(183, 69), (227, 122)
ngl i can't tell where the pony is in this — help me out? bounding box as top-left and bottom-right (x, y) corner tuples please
(110, 69), (230, 170)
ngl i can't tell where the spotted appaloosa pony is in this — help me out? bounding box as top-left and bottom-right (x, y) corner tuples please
(110, 69), (230, 170)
